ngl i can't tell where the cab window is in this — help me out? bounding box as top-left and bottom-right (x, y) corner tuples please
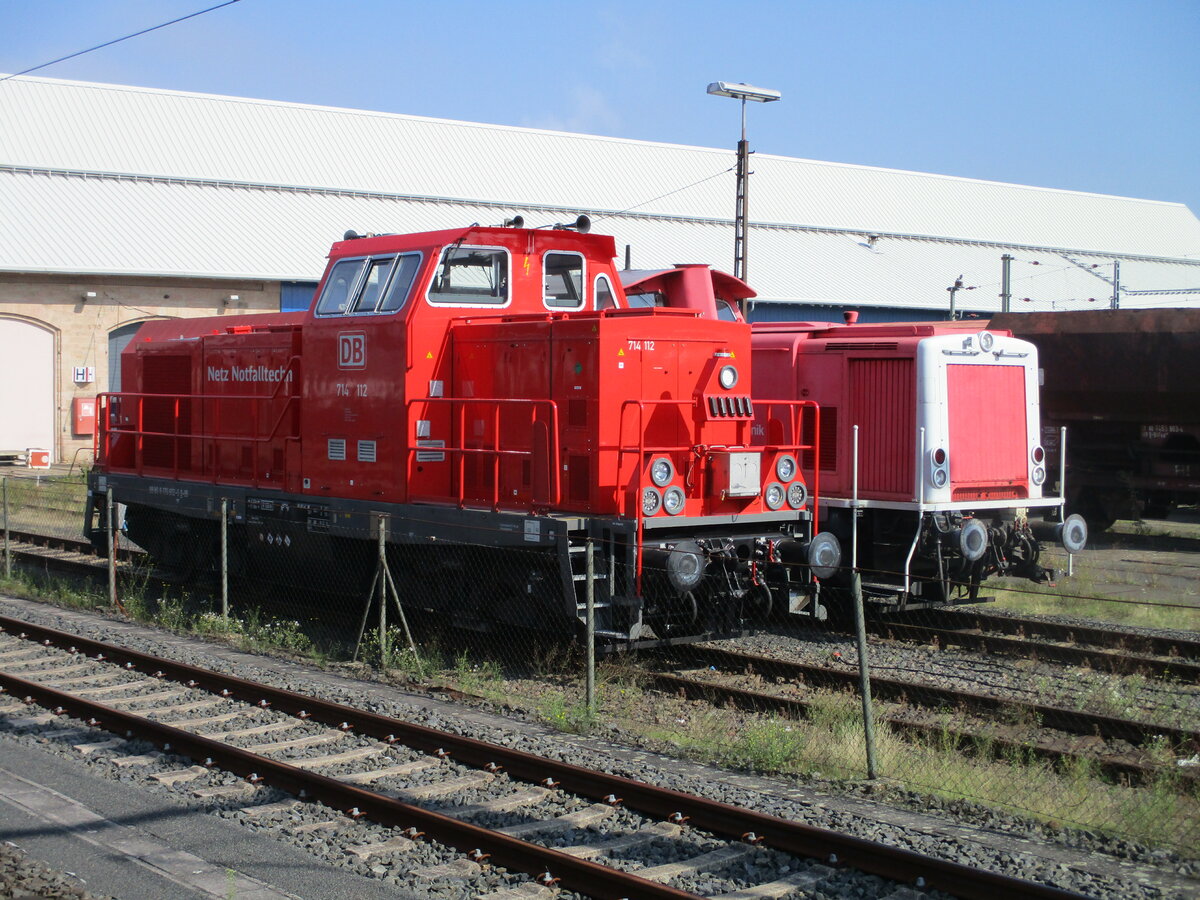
(625, 290), (665, 309)
(428, 246), (509, 305)
(377, 254), (422, 312)
(348, 257), (395, 313)
(595, 274), (616, 310)
(715, 298), (740, 321)
(544, 252), (584, 309)
(314, 258), (365, 315)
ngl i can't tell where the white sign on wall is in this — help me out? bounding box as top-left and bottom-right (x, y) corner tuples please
(73, 366), (96, 384)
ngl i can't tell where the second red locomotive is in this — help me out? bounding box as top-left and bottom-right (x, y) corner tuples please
(621, 265), (1088, 611)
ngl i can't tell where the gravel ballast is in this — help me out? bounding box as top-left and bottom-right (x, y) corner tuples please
(2, 594), (1197, 899)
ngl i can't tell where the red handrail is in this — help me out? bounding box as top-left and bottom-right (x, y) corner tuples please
(95, 386), (300, 488)
(404, 397), (562, 512)
(613, 397), (820, 590)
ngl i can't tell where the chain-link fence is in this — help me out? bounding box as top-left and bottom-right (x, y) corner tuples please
(2, 472), (1198, 855)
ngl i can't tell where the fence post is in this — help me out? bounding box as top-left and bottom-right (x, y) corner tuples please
(850, 425), (879, 780)
(377, 515), (388, 666)
(1060, 425), (1074, 578)
(2, 477), (9, 580)
(106, 486), (117, 609)
(220, 498), (229, 619)
(585, 539), (596, 713)
(851, 572), (879, 780)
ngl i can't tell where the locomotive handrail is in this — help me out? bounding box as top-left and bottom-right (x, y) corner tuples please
(614, 397), (821, 524)
(755, 398), (822, 536)
(95, 383), (301, 489)
(404, 396), (562, 512)
(615, 397), (821, 591)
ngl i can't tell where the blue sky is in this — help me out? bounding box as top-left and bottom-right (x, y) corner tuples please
(3, 0), (1198, 217)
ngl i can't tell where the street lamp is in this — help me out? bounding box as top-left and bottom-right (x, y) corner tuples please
(707, 81), (781, 284)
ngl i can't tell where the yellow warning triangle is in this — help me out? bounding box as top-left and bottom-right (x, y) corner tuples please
(426, 351), (433, 359)
(618, 348), (625, 356)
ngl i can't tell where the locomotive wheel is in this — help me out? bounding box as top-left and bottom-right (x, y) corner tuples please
(125, 507), (215, 583)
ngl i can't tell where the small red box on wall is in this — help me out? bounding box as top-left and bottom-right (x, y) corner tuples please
(27, 449), (51, 468)
(73, 397), (97, 436)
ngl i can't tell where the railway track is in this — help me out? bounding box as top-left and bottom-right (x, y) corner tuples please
(873, 611), (1200, 682)
(932, 608), (1200, 660)
(3, 528), (142, 566)
(0, 614), (1087, 900)
(6, 523), (1198, 675)
(647, 644), (1200, 788)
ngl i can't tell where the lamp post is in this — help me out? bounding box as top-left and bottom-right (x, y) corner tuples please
(707, 81), (781, 285)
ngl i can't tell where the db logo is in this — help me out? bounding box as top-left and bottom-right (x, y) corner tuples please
(338, 332), (366, 369)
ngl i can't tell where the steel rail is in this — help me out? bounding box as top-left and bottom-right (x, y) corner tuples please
(875, 619), (1200, 682)
(929, 609), (1200, 665)
(4, 529), (143, 564)
(662, 645), (1200, 752)
(0, 615), (1083, 900)
(0, 668), (694, 900)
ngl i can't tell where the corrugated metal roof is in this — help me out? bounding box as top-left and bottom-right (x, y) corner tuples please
(1, 75), (1198, 309)
(1, 170), (1195, 313)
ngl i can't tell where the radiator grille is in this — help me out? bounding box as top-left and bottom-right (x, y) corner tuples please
(850, 358), (914, 495)
(802, 407), (838, 472)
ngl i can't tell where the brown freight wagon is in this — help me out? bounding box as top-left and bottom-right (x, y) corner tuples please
(990, 309), (1200, 530)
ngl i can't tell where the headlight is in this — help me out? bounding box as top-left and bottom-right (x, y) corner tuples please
(978, 331), (994, 352)
(1031, 465), (1046, 486)
(787, 481), (807, 509)
(719, 365), (738, 389)
(663, 486), (686, 515)
(650, 456), (674, 487)
(775, 454), (797, 482)
(932, 468), (948, 488)
(764, 482), (785, 510)
(642, 487), (662, 516)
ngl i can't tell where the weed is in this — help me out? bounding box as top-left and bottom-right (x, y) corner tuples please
(450, 650), (504, 696)
(0, 570), (105, 610)
(541, 691), (598, 734)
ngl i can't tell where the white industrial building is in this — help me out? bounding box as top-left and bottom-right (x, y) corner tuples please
(2, 75), (1199, 462)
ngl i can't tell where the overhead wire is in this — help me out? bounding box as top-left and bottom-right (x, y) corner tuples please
(592, 166), (735, 222)
(0, 0), (243, 84)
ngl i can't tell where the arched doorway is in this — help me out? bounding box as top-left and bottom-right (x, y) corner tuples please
(0, 318), (55, 458)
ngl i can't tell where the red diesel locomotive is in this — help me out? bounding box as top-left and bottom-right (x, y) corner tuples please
(621, 265), (1088, 611)
(86, 223), (837, 643)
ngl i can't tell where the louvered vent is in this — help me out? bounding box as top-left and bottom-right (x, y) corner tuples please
(824, 342), (899, 351)
(802, 407), (838, 471)
(357, 440), (377, 463)
(706, 395), (753, 418)
(328, 439), (346, 461)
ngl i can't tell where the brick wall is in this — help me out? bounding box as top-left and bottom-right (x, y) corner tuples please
(0, 273), (280, 464)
